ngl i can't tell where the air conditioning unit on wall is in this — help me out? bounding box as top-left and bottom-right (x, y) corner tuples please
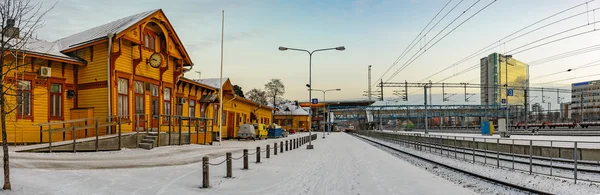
(179, 97), (187, 104)
(39, 67), (51, 77)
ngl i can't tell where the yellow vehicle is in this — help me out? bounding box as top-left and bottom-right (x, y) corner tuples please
(254, 123), (269, 140)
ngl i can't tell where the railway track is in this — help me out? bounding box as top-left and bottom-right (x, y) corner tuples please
(350, 132), (555, 195)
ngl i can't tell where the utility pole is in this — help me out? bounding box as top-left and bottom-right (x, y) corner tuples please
(424, 84), (428, 134)
(368, 65), (372, 101)
(428, 80), (432, 105)
(380, 79), (384, 101)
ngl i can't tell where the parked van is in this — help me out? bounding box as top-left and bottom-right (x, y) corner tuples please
(254, 123), (268, 140)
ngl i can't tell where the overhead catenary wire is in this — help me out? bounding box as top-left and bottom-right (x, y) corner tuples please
(379, 1), (598, 101)
(418, 1), (597, 82)
(532, 59), (600, 80)
(373, 0), (457, 88)
(386, 0), (492, 83)
(537, 72), (600, 85)
(529, 43), (600, 66)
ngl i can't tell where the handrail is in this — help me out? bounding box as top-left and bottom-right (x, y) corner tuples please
(33, 115), (119, 126)
(390, 131), (600, 144)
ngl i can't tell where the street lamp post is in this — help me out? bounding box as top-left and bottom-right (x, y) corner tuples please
(311, 88), (341, 139)
(279, 46), (345, 149)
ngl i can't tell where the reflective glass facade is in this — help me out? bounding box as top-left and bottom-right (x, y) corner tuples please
(480, 53), (528, 106)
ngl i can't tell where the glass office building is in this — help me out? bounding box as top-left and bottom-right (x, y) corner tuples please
(480, 53), (528, 106)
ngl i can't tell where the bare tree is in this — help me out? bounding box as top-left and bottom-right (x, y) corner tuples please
(265, 78), (285, 109)
(0, 0), (54, 190)
(246, 88), (268, 105)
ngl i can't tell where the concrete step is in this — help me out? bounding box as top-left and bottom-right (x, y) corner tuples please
(141, 139), (155, 144)
(139, 143), (153, 150)
(145, 135), (158, 141)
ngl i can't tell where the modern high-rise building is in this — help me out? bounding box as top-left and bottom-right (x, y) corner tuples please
(570, 80), (600, 121)
(480, 53), (528, 106)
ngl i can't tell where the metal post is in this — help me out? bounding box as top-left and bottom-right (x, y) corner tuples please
(256, 146), (261, 163)
(454, 136), (457, 158)
(226, 152), (232, 178)
(550, 141), (553, 176)
(472, 138), (475, 163)
(529, 140), (533, 174)
(424, 85), (428, 134)
(574, 141), (578, 183)
(511, 139), (514, 169)
(188, 117), (192, 144)
(267, 144), (270, 158)
(280, 141), (284, 153)
(274, 143), (278, 155)
(484, 138), (487, 164)
(496, 139), (500, 168)
(285, 140), (288, 151)
(243, 149), (248, 170)
(202, 156), (210, 188)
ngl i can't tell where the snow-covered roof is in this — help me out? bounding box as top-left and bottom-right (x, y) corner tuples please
(12, 37), (82, 63)
(55, 9), (158, 51)
(274, 104), (309, 116)
(193, 78), (229, 89)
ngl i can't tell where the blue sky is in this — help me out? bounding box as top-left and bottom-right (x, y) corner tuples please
(35, 0), (600, 109)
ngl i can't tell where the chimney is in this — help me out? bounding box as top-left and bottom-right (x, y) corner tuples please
(4, 18), (19, 38)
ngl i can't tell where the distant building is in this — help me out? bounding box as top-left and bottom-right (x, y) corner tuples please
(560, 103), (570, 119)
(570, 80), (600, 121)
(480, 53), (528, 106)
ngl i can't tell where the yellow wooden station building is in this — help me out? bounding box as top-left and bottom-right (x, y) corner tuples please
(1, 9), (272, 145)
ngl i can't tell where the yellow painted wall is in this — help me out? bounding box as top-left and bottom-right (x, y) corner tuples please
(275, 115), (310, 131)
(1, 56), (78, 143)
(76, 44), (108, 83)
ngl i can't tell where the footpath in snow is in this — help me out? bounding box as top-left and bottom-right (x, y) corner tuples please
(2, 133), (475, 195)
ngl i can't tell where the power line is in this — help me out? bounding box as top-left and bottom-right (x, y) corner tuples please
(537, 72), (600, 85)
(532, 59), (600, 80)
(418, 1), (597, 82)
(529, 43), (600, 66)
(373, 0), (457, 88)
(386, 0), (495, 83)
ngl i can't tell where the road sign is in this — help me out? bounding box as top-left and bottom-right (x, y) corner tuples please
(311, 98), (318, 104)
(501, 99), (507, 104)
(507, 89), (514, 96)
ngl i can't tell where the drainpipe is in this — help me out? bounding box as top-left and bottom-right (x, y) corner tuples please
(107, 33), (114, 132)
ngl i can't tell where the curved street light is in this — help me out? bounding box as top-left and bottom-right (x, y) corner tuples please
(279, 46), (345, 149)
(310, 88), (341, 138)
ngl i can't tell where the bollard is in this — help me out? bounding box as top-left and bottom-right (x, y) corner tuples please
(202, 156), (210, 188)
(280, 141), (284, 153)
(285, 140), (289, 151)
(243, 149), (249, 170)
(256, 146), (261, 163)
(226, 152), (232, 178)
(267, 145), (270, 158)
(274, 143), (278, 155)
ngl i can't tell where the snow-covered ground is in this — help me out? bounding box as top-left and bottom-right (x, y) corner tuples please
(360, 134), (600, 195)
(1, 133), (476, 195)
(6, 133), (308, 169)
(383, 130), (600, 148)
